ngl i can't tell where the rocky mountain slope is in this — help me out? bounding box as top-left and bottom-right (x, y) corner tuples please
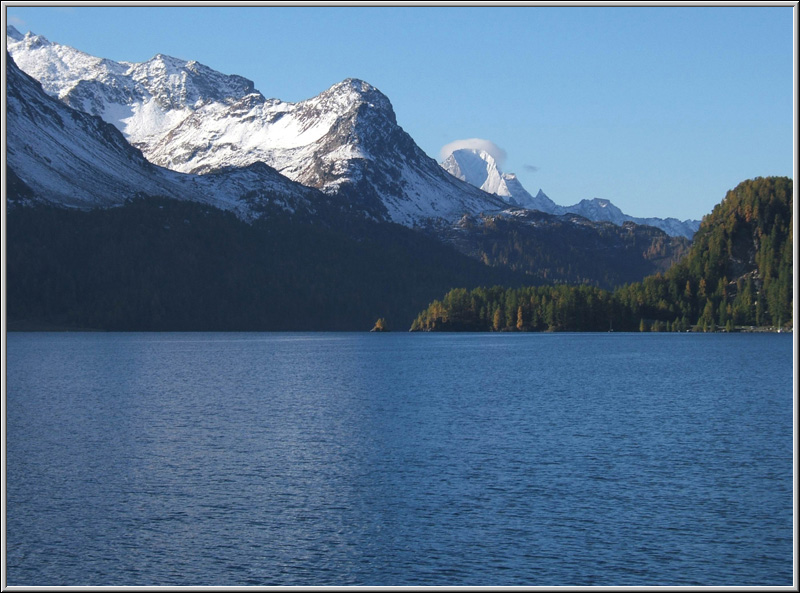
(7, 26), (507, 226)
(6, 53), (383, 223)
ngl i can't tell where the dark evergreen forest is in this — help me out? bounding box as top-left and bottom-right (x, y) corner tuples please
(6, 196), (527, 331)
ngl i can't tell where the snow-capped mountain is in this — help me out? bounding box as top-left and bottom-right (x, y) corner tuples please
(441, 149), (510, 197)
(442, 148), (560, 212)
(6, 53), (359, 221)
(7, 26), (507, 226)
(561, 197), (701, 239)
(441, 147), (700, 239)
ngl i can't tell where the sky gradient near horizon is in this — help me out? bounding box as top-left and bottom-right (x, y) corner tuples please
(5, 4), (795, 220)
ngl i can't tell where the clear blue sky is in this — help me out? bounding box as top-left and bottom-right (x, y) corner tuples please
(6, 4), (795, 220)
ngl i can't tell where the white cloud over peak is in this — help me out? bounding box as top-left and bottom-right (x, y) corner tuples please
(439, 138), (507, 167)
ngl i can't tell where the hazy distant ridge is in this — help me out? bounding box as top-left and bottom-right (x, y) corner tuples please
(441, 147), (700, 238)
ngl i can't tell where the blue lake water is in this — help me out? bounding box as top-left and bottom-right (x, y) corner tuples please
(5, 332), (794, 586)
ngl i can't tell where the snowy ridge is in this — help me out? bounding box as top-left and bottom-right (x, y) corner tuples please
(6, 26), (256, 149)
(7, 26), (507, 226)
(440, 147), (700, 238)
(7, 52), (181, 209)
(144, 78), (385, 175)
(6, 54), (353, 222)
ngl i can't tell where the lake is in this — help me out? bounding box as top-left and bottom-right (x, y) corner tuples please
(5, 332), (794, 586)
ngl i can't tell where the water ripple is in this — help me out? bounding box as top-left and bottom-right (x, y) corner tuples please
(6, 332), (793, 586)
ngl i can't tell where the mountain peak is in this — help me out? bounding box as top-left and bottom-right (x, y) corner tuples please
(442, 146), (497, 165)
(319, 78), (394, 113)
(579, 198), (621, 215)
(148, 53), (186, 67)
(441, 148), (508, 197)
(6, 24), (24, 41)
(8, 27), (52, 50)
(341, 77), (376, 92)
(129, 52), (258, 109)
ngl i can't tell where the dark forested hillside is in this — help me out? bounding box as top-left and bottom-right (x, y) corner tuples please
(438, 210), (690, 290)
(411, 177), (793, 332)
(8, 178), (790, 333)
(617, 176), (793, 331)
(6, 197), (528, 331)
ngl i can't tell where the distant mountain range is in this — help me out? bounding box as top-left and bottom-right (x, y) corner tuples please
(441, 148), (700, 238)
(7, 25), (698, 236)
